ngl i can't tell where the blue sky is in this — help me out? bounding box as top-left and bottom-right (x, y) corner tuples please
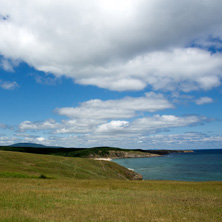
(0, 0), (222, 149)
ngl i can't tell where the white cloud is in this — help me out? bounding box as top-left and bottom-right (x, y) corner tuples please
(0, 136), (17, 145)
(0, 58), (14, 71)
(96, 121), (129, 134)
(17, 92), (210, 138)
(19, 119), (59, 132)
(195, 97), (213, 105)
(0, 0), (222, 91)
(76, 48), (222, 92)
(132, 115), (207, 132)
(2, 131), (221, 148)
(19, 92), (173, 134)
(96, 115), (207, 136)
(56, 92), (173, 120)
(0, 80), (19, 90)
(12, 116), (214, 149)
(55, 119), (101, 134)
(36, 137), (45, 142)
(134, 132), (222, 149)
(17, 113), (209, 143)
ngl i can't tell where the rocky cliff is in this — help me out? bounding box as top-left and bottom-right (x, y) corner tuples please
(90, 150), (161, 159)
(108, 150), (160, 158)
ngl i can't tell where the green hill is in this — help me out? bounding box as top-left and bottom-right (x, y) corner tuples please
(0, 145), (134, 157)
(0, 145), (192, 158)
(0, 150), (142, 180)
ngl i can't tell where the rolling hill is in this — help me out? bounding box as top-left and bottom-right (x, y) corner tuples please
(0, 150), (142, 180)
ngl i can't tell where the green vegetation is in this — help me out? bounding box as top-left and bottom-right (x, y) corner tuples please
(0, 146), (133, 157)
(0, 172), (37, 179)
(0, 145), (175, 157)
(0, 151), (139, 180)
(0, 145), (185, 159)
(0, 150), (221, 221)
(0, 178), (221, 221)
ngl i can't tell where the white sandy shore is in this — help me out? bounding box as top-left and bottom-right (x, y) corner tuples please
(93, 158), (112, 161)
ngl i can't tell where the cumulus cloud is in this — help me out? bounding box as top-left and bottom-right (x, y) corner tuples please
(0, 0), (222, 91)
(131, 115), (206, 132)
(14, 115), (212, 148)
(18, 113), (209, 139)
(56, 92), (173, 120)
(96, 115), (208, 136)
(96, 121), (129, 134)
(54, 119), (101, 134)
(195, 97), (213, 105)
(19, 92), (173, 134)
(18, 91), (211, 138)
(76, 48), (222, 91)
(0, 80), (19, 90)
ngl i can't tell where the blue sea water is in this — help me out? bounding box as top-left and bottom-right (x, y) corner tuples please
(112, 149), (222, 181)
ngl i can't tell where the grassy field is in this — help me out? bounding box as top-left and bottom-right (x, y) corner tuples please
(0, 179), (221, 222)
(0, 150), (221, 221)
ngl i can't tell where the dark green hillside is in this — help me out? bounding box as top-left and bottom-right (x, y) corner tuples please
(0, 146), (134, 157)
(0, 150), (141, 180)
(0, 145), (192, 159)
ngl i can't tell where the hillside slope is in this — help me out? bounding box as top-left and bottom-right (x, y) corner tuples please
(0, 151), (142, 180)
(0, 146), (162, 158)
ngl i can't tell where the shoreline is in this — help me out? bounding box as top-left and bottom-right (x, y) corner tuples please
(93, 158), (112, 161)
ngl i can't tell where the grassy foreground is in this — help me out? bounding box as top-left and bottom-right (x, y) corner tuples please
(0, 178), (221, 222)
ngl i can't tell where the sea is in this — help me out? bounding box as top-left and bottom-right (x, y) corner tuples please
(112, 149), (222, 181)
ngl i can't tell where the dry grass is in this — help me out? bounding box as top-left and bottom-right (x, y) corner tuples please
(0, 178), (221, 222)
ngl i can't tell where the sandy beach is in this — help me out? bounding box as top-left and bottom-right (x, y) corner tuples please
(93, 158), (112, 161)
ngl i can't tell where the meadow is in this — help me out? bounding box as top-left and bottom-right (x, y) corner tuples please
(0, 179), (221, 222)
(0, 150), (221, 221)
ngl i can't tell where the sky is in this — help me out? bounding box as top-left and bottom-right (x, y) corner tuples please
(0, 0), (222, 149)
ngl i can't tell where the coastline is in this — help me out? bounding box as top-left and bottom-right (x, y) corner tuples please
(112, 149), (222, 181)
(92, 150), (193, 160)
(93, 158), (112, 161)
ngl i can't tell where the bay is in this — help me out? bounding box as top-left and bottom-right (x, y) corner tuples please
(112, 149), (222, 181)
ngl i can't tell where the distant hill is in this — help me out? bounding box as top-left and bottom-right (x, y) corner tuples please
(9, 143), (63, 148)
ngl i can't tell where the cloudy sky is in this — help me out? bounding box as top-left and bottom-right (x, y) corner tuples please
(0, 0), (222, 149)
